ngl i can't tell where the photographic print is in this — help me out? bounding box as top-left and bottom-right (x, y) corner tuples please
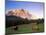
(5, 0), (44, 34)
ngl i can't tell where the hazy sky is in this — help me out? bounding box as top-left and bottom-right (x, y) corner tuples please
(5, 0), (44, 18)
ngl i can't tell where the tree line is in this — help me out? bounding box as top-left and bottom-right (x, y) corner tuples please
(6, 16), (44, 28)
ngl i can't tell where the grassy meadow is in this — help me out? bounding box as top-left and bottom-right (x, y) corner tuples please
(6, 23), (44, 34)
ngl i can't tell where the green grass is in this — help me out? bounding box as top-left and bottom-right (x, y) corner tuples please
(18, 27), (32, 33)
(6, 23), (44, 34)
(38, 24), (44, 32)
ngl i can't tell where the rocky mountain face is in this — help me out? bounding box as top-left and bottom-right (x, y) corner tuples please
(6, 9), (32, 20)
(6, 9), (44, 28)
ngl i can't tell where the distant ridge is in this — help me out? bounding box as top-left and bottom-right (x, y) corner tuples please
(6, 9), (42, 20)
(6, 9), (32, 20)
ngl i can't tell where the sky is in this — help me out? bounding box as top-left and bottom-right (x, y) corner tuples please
(5, 0), (44, 18)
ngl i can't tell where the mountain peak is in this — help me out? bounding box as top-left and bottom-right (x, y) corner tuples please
(6, 9), (32, 20)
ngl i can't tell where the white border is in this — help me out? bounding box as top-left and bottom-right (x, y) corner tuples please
(0, 0), (5, 35)
(0, 0), (46, 35)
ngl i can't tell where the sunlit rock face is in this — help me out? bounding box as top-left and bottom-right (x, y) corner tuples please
(6, 9), (32, 20)
(6, 9), (40, 20)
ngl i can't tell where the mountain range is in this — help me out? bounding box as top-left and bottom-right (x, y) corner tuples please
(6, 9), (39, 20)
